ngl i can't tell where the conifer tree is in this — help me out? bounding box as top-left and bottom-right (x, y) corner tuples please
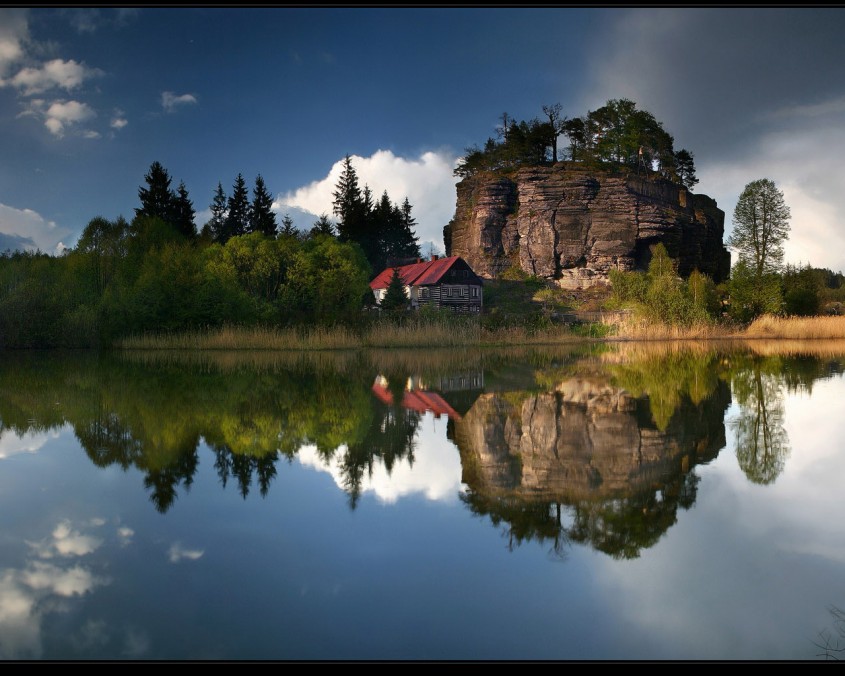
(202, 182), (228, 242)
(380, 267), (408, 314)
(279, 213), (298, 239)
(172, 181), (196, 239)
(310, 214), (336, 238)
(332, 155), (365, 243)
(223, 173), (250, 242)
(249, 174), (277, 237)
(136, 161), (176, 223)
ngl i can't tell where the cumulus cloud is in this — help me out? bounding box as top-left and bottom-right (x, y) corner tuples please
(6, 58), (102, 95)
(279, 149), (459, 251)
(20, 98), (97, 138)
(110, 116), (127, 129)
(0, 202), (70, 254)
(167, 543), (204, 563)
(21, 561), (104, 597)
(0, 430), (58, 459)
(297, 412), (463, 504)
(0, 519), (111, 659)
(26, 520), (103, 559)
(161, 91), (197, 112)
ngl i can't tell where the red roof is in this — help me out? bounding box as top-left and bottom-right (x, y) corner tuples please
(370, 256), (465, 290)
(371, 381), (462, 420)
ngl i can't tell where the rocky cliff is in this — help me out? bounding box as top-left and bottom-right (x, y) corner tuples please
(444, 163), (731, 288)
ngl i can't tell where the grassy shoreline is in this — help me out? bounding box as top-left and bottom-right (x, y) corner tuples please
(114, 314), (845, 351)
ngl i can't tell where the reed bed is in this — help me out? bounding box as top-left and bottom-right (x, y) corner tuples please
(115, 314), (845, 353)
(116, 320), (590, 351)
(742, 314), (845, 340)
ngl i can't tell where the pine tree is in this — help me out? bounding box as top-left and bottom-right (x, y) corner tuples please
(136, 161), (176, 223)
(223, 173), (250, 242)
(202, 182), (228, 242)
(172, 181), (196, 239)
(249, 174), (277, 237)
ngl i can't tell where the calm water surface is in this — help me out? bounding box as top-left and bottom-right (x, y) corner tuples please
(1, 343), (844, 661)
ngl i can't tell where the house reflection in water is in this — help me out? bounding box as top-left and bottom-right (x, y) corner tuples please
(371, 372), (485, 421)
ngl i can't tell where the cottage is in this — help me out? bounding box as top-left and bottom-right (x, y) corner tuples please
(369, 255), (483, 313)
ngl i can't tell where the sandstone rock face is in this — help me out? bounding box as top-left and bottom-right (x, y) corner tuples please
(445, 164), (730, 286)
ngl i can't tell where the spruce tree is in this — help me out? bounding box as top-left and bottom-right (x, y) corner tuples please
(223, 173), (250, 242)
(249, 174), (277, 237)
(332, 154), (365, 243)
(202, 182), (228, 242)
(172, 181), (196, 239)
(310, 214), (336, 238)
(136, 161), (176, 223)
(279, 213), (298, 239)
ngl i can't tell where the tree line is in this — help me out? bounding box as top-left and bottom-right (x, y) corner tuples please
(454, 99), (698, 190)
(0, 158), (422, 348)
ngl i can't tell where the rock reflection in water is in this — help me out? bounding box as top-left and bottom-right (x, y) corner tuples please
(450, 357), (732, 559)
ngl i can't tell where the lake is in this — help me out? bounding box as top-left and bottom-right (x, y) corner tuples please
(1, 342), (844, 661)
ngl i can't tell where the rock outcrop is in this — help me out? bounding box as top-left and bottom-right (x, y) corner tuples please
(444, 163), (730, 288)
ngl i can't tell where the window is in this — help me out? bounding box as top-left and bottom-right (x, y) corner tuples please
(471, 287), (478, 298)
(421, 287), (429, 298)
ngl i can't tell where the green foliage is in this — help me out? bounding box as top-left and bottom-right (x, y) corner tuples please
(248, 175), (277, 237)
(727, 259), (783, 323)
(332, 155), (420, 272)
(782, 263), (821, 316)
(608, 244), (718, 326)
(728, 178), (791, 278)
(379, 267), (408, 315)
(456, 99), (692, 185)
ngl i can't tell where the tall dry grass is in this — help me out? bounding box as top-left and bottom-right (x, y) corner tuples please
(742, 314), (845, 340)
(115, 314), (845, 353)
(115, 320), (593, 351)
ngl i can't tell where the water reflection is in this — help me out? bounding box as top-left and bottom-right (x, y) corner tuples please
(1, 344), (845, 560)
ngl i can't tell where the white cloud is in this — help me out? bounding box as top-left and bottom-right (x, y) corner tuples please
(0, 202), (72, 254)
(278, 149), (459, 252)
(117, 527), (134, 546)
(0, 519), (110, 659)
(110, 116), (127, 129)
(297, 412), (464, 504)
(0, 9), (28, 79)
(6, 58), (102, 95)
(21, 561), (103, 597)
(161, 91), (197, 112)
(27, 520), (103, 559)
(21, 98), (97, 138)
(167, 543), (204, 563)
(0, 429), (58, 459)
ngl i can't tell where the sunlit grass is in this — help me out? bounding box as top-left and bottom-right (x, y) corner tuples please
(743, 314), (845, 339)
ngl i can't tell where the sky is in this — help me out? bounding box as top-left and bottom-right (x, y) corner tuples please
(2, 7), (845, 272)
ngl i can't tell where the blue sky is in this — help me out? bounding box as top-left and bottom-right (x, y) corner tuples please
(3, 7), (845, 272)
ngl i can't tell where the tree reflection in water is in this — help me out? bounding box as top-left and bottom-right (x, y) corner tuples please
(1, 346), (843, 559)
